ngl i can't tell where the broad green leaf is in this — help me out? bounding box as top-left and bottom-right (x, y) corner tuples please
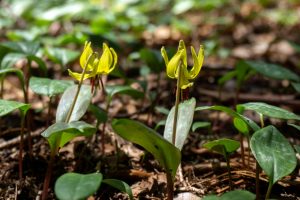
(154, 120), (166, 131)
(155, 106), (170, 115)
(0, 68), (25, 88)
(233, 117), (249, 136)
(0, 53), (25, 69)
(88, 104), (108, 124)
(0, 41), (39, 55)
(45, 47), (79, 66)
(196, 105), (260, 132)
(41, 121), (96, 152)
(218, 71), (236, 86)
(27, 55), (47, 75)
(291, 82), (300, 93)
(105, 85), (144, 101)
(102, 179), (133, 200)
(164, 98), (196, 150)
(112, 119), (181, 178)
(288, 123), (300, 131)
(0, 99), (30, 117)
(203, 138), (240, 156)
(29, 76), (73, 97)
(56, 85), (92, 123)
(202, 190), (255, 200)
(237, 102), (300, 120)
(140, 48), (163, 73)
(250, 125), (297, 184)
(243, 60), (300, 82)
(192, 121), (211, 132)
(55, 172), (102, 200)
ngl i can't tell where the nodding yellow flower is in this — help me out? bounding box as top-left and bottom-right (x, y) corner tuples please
(68, 41), (118, 81)
(161, 40), (204, 89)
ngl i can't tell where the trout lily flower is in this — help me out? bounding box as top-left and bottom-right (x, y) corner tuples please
(161, 40), (204, 89)
(68, 41), (118, 82)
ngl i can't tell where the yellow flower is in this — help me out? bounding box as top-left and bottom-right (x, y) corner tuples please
(161, 40), (204, 89)
(68, 42), (118, 81)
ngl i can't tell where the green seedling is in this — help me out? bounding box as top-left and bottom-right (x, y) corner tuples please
(54, 172), (133, 200)
(29, 76), (74, 125)
(203, 138), (240, 190)
(41, 121), (96, 200)
(250, 125), (297, 199)
(112, 119), (181, 200)
(192, 121), (211, 132)
(163, 98), (196, 150)
(202, 189), (255, 200)
(0, 99), (30, 180)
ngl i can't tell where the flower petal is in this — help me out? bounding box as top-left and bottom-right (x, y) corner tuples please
(68, 69), (94, 81)
(167, 49), (184, 79)
(80, 41), (93, 70)
(97, 43), (113, 74)
(161, 47), (169, 66)
(188, 45), (204, 79)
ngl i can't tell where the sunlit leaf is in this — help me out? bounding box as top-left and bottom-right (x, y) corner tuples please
(41, 121), (96, 153)
(29, 76), (73, 97)
(233, 117), (249, 136)
(192, 121), (211, 132)
(0, 41), (39, 55)
(105, 85), (144, 101)
(102, 179), (133, 200)
(164, 98), (196, 150)
(0, 53), (25, 69)
(0, 99), (30, 117)
(55, 172), (102, 200)
(250, 125), (297, 184)
(112, 119), (181, 178)
(203, 138), (240, 156)
(237, 102), (300, 120)
(244, 60), (300, 82)
(45, 47), (79, 66)
(56, 85), (92, 123)
(0, 68), (25, 88)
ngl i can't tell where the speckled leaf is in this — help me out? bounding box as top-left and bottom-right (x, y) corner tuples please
(237, 102), (300, 120)
(112, 119), (181, 178)
(0, 99), (30, 117)
(56, 85), (92, 122)
(164, 98), (196, 150)
(105, 85), (144, 101)
(55, 172), (102, 200)
(250, 125), (297, 184)
(203, 138), (240, 156)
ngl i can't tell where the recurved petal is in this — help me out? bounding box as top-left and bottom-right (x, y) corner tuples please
(167, 49), (184, 79)
(80, 41), (93, 70)
(178, 68), (193, 89)
(178, 40), (187, 67)
(161, 47), (169, 66)
(188, 45), (204, 79)
(68, 69), (94, 81)
(108, 47), (118, 74)
(97, 43), (113, 74)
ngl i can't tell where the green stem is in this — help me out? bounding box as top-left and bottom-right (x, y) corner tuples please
(65, 53), (94, 123)
(240, 133), (245, 167)
(166, 172), (174, 200)
(172, 64), (182, 145)
(265, 181), (273, 200)
(101, 98), (111, 154)
(18, 113), (25, 180)
(41, 150), (56, 200)
(46, 97), (52, 127)
(224, 149), (233, 190)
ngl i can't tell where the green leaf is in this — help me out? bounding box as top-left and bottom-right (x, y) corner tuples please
(55, 172), (102, 200)
(250, 125), (297, 184)
(294, 145), (300, 154)
(203, 138), (240, 156)
(139, 48), (163, 73)
(196, 105), (260, 132)
(0, 53), (25, 69)
(202, 190), (255, 200)
(41, 121), (96, 153)
(218, 71), (236, 86)
(0, 99), (30, 117)
(0, 41), (39, 55)
(288, 123), (300, 131)
(244, 60), (300, 82)
(88, 104), (108, 124)
(56, 85), (92, 123)
(105, 85), (144, 101)
(45, 47), (79, 66)
(291, 82), (300, 93)
(102, 179), (133, 200)
(237, 102), (300, 120)
(192, 121), (211, 132)
(29, 76), (73, 97)
(0, 68), (25, 88)
(164, 98), (196, 150)
(112, 119), (181, 178)
(233, 117), (249, 136)
(155, 106), (170, 115)
(154, 120), (166, 131)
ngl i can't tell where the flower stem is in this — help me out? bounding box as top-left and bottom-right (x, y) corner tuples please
(65, 53), (94, 123)
(18, 113), (25, 180)
(265, 181), (273, 200)
(166, 171), (174, 200)
(172, 64), (182, 145)
(41, 150), (56, 200)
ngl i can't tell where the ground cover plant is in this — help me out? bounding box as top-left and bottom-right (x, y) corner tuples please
(1, 0), (300, 199)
